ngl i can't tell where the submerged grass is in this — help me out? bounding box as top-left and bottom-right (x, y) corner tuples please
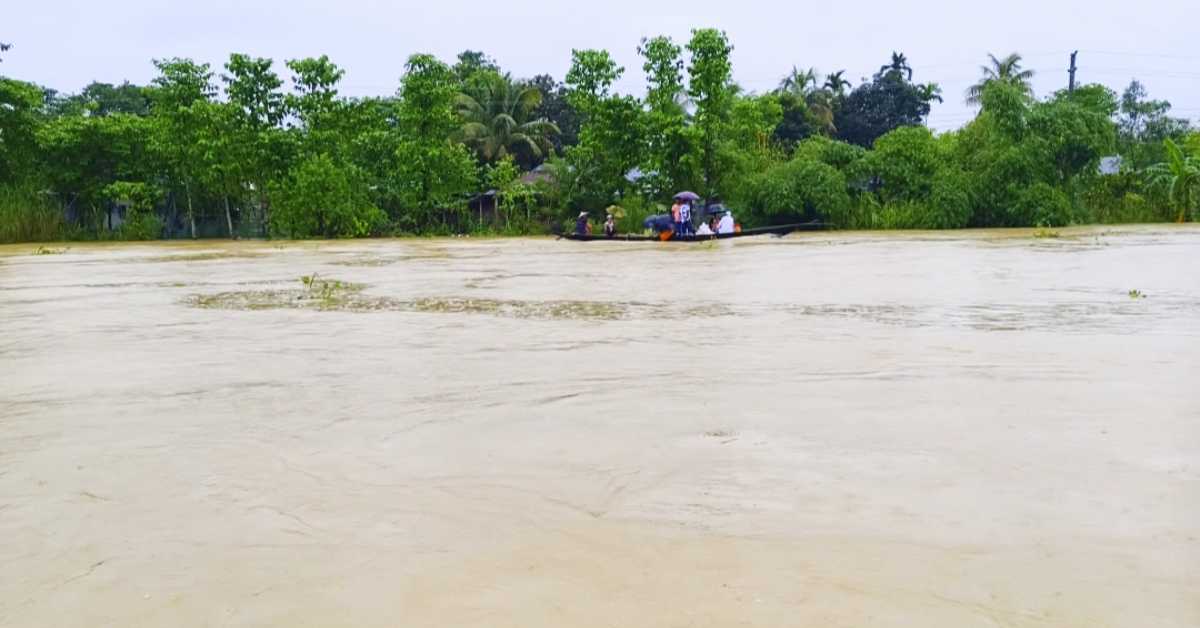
(188, 279), (629, 320)
(1033, 226), (1062, 239)
(140, 251), (267, 263)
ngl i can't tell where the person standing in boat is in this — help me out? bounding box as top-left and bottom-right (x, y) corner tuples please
(679, 201), (692, 235)
(575, 211), (591, 236)
(670, 200), (682, 236)
(604, 213), (616, 238)
(717, 210), (735, 235)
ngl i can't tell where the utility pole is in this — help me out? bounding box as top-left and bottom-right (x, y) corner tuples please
(1068, 51), (1078, 92)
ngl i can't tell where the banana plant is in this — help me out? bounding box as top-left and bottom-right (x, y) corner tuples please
(1146, 138), (1199, 222)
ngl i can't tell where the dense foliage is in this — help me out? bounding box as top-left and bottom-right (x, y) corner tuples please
(0, 34), (1195, 242)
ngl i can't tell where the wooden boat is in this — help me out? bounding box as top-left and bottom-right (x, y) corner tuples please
(560, 221), (827, 242)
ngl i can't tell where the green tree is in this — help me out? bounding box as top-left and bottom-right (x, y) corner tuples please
(455, 71), (559, 167)
(861, 126), (944, 202)
(1030, 91), (1116, 184)
(150, 57), (217, 237)
(686, 28), (735, 196)
(1118, 80), (1193, 169)
(224, 54), (286, 128)
(773, 92), (816, 147)
(270, 154), (384, 237)
(394, 54), (479, 229)
(37, 113), (155, 230)
(966, 53), (1035, 106)
(791, 136), (866, 171)
(565, 49), (622, 115)
(189, 100), (243, 237)
(285, 55), (346, 135)
(561, 96), (645, 210)
(1054, 83), (1119, 117)
(63, 81), (152, 116)
(222, 53), (290, 232)
(0, 78), (45, 183)
(638, 35), (698, 197)
(562, 49), (644, 209)
(835, 69), (933, 147)
(527, 74), (579, 151)
(726, 92), (783, 167)
(452, 50), (499, 84)
(485, 155), (537, 226)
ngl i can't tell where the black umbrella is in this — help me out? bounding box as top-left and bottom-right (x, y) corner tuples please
(673, 191), (701, 202)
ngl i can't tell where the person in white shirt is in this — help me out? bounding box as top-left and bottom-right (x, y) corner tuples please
(695, 220), (714, 235)
(717, 211), (735, 234)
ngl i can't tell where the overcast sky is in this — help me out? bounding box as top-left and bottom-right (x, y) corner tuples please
(5, 0), (1198, 130)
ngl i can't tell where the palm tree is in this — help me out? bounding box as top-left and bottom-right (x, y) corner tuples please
(1146, 138), (1200, 222)
(455, 72), (560, 167)
(776, 67), (838, 135)
(966, 53), (1035, 106)
(823, 70), (851, 98)
(778, 66), (819, 96)
(918, 82), (943, 104)
(916, 82), (943, 124)
(879, 52), (912, 81)
(804, 89), (836, 135)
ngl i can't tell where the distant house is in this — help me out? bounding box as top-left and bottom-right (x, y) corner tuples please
(106, 198), (130, 230)
(520, 164), (556, 186)
(1099, 155), (1123, 175)
(467, 190), (498, 222)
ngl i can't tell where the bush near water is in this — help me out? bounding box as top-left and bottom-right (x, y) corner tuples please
(1, 35), (1197, 243)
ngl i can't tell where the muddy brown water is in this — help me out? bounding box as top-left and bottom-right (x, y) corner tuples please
(1, 226), (1198, 627)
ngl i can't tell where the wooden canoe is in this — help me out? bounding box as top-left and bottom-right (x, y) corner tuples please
(560, 221), (827, 242)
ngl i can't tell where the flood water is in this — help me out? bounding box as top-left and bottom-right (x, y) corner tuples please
(2, 226), (1198, 627)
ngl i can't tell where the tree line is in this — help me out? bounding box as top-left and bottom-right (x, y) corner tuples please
(0, 31), (1197, 243)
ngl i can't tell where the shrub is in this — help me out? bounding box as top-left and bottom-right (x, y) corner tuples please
(791, 136), (866, 171)
(741, 158), (850, 226)
(864, 126), (943, 203)
(270, 154), (386, 238)
(928, 168), (972, 228)
(1013, 182), (1073, 227)
(851, 199), (957, 230)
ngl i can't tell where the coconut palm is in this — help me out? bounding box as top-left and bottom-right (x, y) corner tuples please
(879, 52), (912, 81)
(778, 66), (819, 96)
(804, 89), (836, 135)
(966, 53), (1035, 106)
(455, 72), (560, 167)
(775, 67), (838, 135)
(918, 82), (944, 104)
(823, 70), (851, 98)
(1146, 138), (1200, 222)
